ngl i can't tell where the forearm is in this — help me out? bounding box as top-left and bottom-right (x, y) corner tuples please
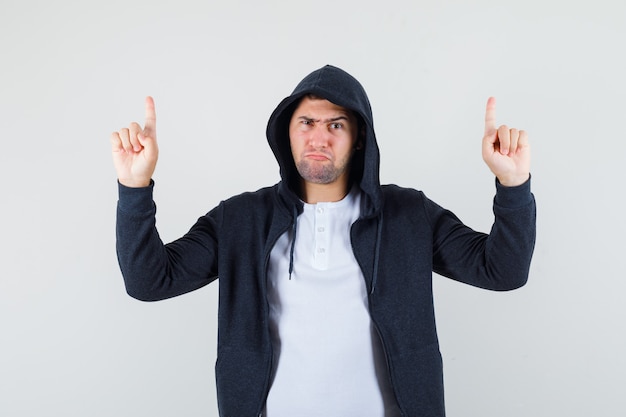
(485, 176), (536, 289)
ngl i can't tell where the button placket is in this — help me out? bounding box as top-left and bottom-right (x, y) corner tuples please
(313, 204), (329, 269)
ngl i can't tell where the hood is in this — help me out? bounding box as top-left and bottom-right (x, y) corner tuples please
(266, 65), (382, 216)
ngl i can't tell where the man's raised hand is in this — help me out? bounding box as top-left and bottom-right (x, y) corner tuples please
(110, 96), (159, 188)
(481, 97), (530, 187)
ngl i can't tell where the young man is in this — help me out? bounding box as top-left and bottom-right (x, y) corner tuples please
(111, 65), (535, 416)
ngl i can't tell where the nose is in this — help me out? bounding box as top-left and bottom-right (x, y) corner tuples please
(307, 125), (330, 149)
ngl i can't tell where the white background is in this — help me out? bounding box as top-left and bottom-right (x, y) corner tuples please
(1, 0), (624, 416)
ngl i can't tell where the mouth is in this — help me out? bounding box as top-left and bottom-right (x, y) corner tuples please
(303, 152), (331, 161)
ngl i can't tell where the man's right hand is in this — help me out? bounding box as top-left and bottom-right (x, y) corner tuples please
(110, 96), (159, 188)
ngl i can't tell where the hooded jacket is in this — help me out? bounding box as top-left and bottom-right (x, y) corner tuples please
(116, 65), (536, 416)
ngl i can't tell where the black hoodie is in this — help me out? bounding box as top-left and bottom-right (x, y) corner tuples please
(116, 65), (536, 416)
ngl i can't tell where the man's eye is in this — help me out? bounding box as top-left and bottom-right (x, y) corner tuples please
(330, 123), (343, 129)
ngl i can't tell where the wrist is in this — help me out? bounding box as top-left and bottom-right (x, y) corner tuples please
(496, 173), (530, 187)
(118, 178), (152, 188)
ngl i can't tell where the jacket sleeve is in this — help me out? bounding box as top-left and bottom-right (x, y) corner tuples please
(115, 181), (219, 301)
(429, 177), (536, 290)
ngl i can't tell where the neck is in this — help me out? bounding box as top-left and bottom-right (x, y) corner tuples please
(299, 178), (350, 204)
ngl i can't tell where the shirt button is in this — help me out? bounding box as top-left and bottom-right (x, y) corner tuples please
(318, 248), (325, 253)
(317, 227), (325, 233)
(317, 207), (324, 214)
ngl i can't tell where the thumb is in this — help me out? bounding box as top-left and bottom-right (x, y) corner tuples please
(137, 131), (159, 160)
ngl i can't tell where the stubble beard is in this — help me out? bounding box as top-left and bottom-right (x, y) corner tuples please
(295, 155), (350, 185)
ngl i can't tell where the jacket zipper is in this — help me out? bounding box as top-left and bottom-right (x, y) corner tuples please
(369, 311), (406, 417)
(255, 220), (293, 417)
(353, 216), (406, 416)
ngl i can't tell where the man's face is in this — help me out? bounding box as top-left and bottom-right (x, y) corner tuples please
(289, 97), (359, 187)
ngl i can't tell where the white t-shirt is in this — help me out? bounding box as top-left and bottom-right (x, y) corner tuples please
(264, 188), (400, 417)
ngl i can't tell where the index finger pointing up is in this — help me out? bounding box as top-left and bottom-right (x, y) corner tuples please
(144, 96), (156, 133)
(484, 96), (496, 136)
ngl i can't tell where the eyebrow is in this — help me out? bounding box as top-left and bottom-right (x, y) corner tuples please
(297, 115), (351, 123)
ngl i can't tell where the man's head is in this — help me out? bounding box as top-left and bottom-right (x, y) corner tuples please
(267, 65), (382, 209)
(289, 95), (362, 200)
